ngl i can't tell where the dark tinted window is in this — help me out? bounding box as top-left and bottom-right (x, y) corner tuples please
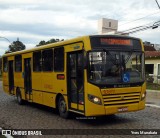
(33, 51), (42, 72)
(42, 49), (53, 71)
(54, 47), (64, 72)
(15, 55), (22, 72)
(3, 57), (8, 72)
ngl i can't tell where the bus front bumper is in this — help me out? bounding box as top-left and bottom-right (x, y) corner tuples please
(104, 100), (145, 115)
(85, 100), (145, 116)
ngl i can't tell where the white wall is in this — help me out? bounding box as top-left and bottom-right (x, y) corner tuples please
(145, 59), (160, 83)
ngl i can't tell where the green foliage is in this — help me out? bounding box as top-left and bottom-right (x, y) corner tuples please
(147, 83), (160, 90)
(36, 38), (64, 47)
(5, 39), (26, 53)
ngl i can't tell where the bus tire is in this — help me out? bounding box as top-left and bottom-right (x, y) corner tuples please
(16, 88), (24, 105)
(58, 96), (69, 119)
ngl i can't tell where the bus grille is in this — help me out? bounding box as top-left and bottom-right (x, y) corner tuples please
(103, 92), (140, 106)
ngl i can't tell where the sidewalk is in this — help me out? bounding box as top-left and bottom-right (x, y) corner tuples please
(146, 89), (160, 107)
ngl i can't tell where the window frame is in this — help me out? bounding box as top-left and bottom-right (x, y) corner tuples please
(33, 51), (42, 72)
(15, 55), (22, 72)
(54, 47), (64, 72)
(42, 48), (54, 72)
(3, 57), (8, 72)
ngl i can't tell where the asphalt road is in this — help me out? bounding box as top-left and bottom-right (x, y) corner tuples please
(0, 81), (160, 138)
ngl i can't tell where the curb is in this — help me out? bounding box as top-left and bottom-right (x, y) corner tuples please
(145, 104), (160, 109)
(146, 89), (160, 93)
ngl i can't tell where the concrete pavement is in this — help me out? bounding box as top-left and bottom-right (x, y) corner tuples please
(146, 89), (160, 107)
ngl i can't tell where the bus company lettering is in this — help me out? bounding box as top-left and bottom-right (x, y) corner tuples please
(44, 84), (53, 90)
(102, 89), (115, 95)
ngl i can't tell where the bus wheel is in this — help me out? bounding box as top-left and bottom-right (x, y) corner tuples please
(16, 89), (24, 105)
(58, 96), (69, 119)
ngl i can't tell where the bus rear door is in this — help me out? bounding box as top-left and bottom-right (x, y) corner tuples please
(8, 60), (14, 94)
(24, 58), (32, 101)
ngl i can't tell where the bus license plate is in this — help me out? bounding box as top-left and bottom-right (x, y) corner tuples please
(118, 107), (128, 112)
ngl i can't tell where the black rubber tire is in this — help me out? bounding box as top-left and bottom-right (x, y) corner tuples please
(16, 89), (24, 105)
(58, 96), (69, 119)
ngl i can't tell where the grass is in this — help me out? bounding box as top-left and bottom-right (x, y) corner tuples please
(146, 83), (160, 90)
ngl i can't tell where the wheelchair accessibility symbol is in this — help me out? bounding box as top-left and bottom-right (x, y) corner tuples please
(123, 73), (130, 83)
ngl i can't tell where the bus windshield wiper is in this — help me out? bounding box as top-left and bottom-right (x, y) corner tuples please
(103, 48), (118, 65)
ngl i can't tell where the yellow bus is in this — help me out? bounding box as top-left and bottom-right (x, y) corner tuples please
(2, 35), (146, 118)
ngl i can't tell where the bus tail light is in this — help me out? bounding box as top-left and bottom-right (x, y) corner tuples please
(88, 94), (102, 105)
(57, 74), (65, 80)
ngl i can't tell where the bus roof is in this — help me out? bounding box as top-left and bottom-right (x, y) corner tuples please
(2, 35), (89, 57)
(2, 34), (141, 57)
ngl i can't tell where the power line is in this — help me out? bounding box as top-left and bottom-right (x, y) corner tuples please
(119, 11), (160, 26)
(155, 0), (160, 9)
(91, 10), (160, 35)
(0, 36), (12, 45)
(117, 20), (160, 35)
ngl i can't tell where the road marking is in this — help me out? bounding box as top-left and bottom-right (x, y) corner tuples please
(145, 104), (160, 109)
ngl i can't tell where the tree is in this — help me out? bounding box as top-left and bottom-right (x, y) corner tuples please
(36, 40), (46, 47)
(36, 38), (64, 47)
(5, 38), (26, 53)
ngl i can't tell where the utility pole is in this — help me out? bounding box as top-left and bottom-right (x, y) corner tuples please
(155, 0), (160, 9)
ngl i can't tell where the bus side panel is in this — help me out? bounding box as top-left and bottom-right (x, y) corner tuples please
(40, 72), (67, 107)
(32, 90), (43, 104)
(14, 72), (24, 95)
(43, 92), (56, 108)
(20, 88), (25, 100)
(32, 72), (43, 92)
(85, 82), (106, 116)
(3, 72), (9, 93)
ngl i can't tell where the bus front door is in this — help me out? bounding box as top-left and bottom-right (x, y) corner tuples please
(67, 51), (84, 113)
(24, 58), (32, 101)
(8, 60), (14, 94)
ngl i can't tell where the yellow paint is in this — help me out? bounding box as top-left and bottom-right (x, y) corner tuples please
(2, 35), (145, 117)
(78, 104), (84, 111)
(43, 92), (56, 108)
(71, 103), (77, 109)
(32, 91), (43, 104)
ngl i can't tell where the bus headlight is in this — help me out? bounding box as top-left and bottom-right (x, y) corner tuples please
(88, 94), (102, 105)
(141, 92), (146, 101)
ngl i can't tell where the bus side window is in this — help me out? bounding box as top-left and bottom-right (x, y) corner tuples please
(33, 51), (42, 72)
(3, 57), (8, 72)
(42, 49), (53, 71)
(15, 55), (22, 72)
(54, 47), (64, 72)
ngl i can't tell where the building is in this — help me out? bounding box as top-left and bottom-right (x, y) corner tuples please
(145, 46), (160, 83)
(98, 18), (118, 34)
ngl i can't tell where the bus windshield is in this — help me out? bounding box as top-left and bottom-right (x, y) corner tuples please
(88, 51), (145, 85)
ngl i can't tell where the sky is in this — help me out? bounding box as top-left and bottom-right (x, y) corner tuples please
(0, 0), (160, 55)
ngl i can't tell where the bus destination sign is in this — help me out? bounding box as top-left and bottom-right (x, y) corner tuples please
(100, 38), (132, 46)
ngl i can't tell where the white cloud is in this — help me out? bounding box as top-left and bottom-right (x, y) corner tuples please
(0, 41), (10, 55)
(0, 0), (160, 55)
